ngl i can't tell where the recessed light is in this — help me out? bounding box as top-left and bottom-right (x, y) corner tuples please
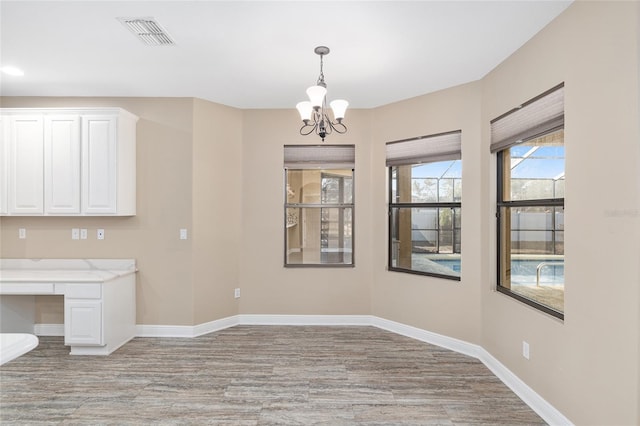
(0, 66), (25, 76)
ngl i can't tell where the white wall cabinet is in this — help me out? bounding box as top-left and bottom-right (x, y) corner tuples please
(0, 108), (137, 216)
(0, 116), (7, 215)
(82, 115), (136, 215)
(8, 116), (45, 214)
(45, 115), (81, 214)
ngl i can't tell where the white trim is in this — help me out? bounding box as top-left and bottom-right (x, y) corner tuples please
(135, 324), (195, 338)
(193, 316), (240, 337)
(371, 316), (482, 358)
(477, 348), (573, 426)
(34, 323), (64, 336)
(238, 314), (372, 326)
(36, 315), (572, 425)
(136, 316), (241, 338)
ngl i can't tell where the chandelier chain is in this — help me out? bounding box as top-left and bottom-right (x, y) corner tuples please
(317, 54), (325, 86)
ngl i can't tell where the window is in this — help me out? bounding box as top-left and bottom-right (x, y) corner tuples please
(386, 131), (462, 279)
(492, 84), (565, 318)
(284, 145), (355, 266)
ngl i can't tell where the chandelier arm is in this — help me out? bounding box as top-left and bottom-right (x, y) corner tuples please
(299, 122), (318, 136)
(327, 120), (347, 134)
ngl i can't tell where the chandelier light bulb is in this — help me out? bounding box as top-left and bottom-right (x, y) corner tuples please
(306, 85), (327, 109)
(296, 101), (313, 122)
(330, 99), (349, 121)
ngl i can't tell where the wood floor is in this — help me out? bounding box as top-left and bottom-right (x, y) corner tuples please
(1, 326), (545, 425)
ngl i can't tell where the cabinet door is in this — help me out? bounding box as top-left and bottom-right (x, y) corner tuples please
(44, 115), (81, 214)
(0, 116), (7, 215)
(64, 299), (103, 345)
(82, 116), (117, 214)
(8, 116), (44, 214)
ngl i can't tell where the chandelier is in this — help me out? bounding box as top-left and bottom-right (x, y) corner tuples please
(296, 46), (348, 141)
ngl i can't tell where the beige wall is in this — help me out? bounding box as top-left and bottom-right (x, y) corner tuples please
(192, 98), (243, 324)
(370, 82), (484, 344)
(238, 108), (374, 315)
(1, 1), (638, 423)
(480, 2), (640, 424)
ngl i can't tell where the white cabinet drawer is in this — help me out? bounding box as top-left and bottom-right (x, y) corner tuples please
(0, 282), (54, 294)
(65, 283), (101, 299)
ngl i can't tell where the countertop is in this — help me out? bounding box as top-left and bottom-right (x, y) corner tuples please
(0, 269), (135, 283)
(0, 259), (137, 285)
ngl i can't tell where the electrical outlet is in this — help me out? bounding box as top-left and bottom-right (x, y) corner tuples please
(71, 228), (80, 240)
(97, 229), (105, 240)
(234, 288), (240, 299)
(522, 341), (530, 360)
(180, 229), (188, 240)
(18, 228), (26, 239)
(80, 229), (87, 240)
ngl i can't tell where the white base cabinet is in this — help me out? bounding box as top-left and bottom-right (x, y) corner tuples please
(65, 299), (103, 346)
(0, 108), (138, 216)
(0, 259), (137, 356)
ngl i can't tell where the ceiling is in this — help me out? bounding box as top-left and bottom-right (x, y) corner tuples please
(0, 1), (572, 109)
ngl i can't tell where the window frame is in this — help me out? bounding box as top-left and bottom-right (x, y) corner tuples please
(496, 146), (564, 319)
(386, 130), (462, 280)
(283, 145), (355, 268)
(492, 83), (565, 320)
(387, 167), (462, 280)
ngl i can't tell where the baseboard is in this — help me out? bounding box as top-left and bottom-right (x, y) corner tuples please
(35, 315), (572, 425)
(238, 314), (372, 326)
(477, 347), (573, 426)
(40, 315), (372, 338)
(33, 323), (64, 336)
(193, 315), (240, 337)
(370, 316), (482, 359)
(135, 324), (195, 338)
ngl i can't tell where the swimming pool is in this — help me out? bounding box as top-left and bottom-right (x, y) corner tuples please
(509, 258), (564, 286)
(418, 256), (564, 285)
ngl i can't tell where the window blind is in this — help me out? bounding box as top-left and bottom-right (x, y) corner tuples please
(385, 130), (461, 167)
(490, 83), (564, 153)
(284, 144), (355, 169)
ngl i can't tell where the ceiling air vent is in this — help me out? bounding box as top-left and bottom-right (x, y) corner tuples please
(118, 17), (175, 46)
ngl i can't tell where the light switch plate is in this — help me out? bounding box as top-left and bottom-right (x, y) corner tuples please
(97, 229), (105, 240)
(180, 229), (188, 240)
